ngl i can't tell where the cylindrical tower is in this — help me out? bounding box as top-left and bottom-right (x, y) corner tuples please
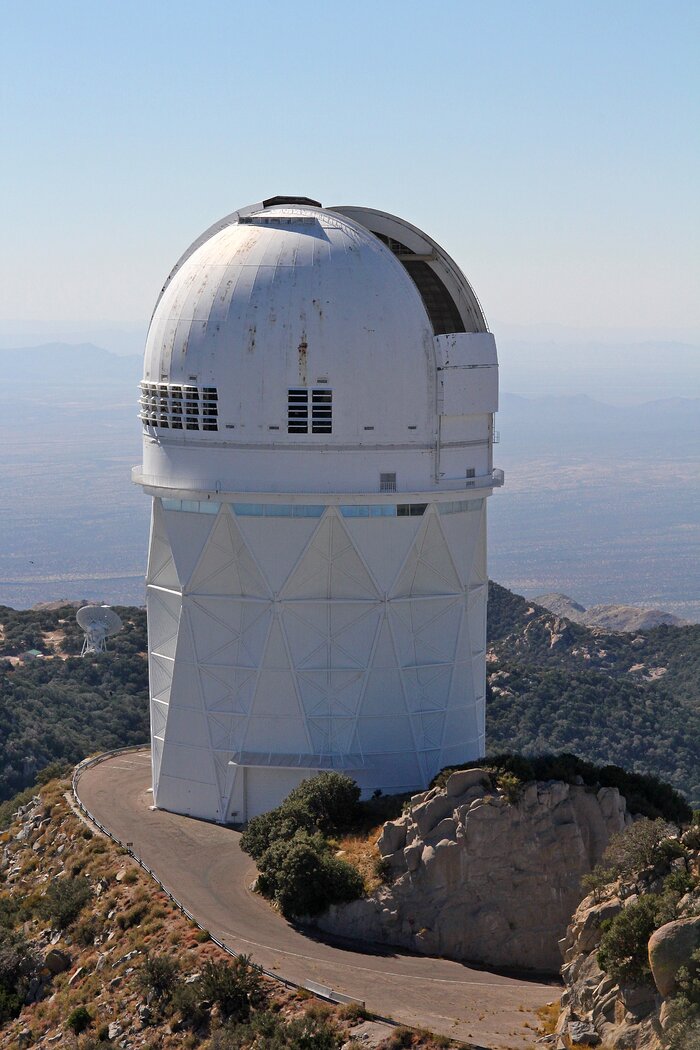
(136, 197), (502, 821)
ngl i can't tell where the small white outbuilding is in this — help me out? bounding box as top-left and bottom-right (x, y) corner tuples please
(136, 197), (502, 822)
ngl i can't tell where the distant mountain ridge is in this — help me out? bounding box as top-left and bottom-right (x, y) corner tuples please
(534, 592), (687, 631)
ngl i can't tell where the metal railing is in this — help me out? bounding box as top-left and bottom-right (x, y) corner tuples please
(70, 748), (366, 1009)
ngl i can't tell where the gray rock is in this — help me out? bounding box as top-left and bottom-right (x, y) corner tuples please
(567, 1021), (600, 1045)
(342, 1020), (393, 1047)
(649, 916), (700, 997)
(44, 948), (70, 974)
(444, 767), (491, 798)
(108, 1020), (123, 1038)
(376, 818), (408, 858)
(411, 794), (454, 838)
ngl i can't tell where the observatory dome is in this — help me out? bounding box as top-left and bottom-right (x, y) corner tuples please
(137, 198), (502, 823)
(138, 201), (495, 495)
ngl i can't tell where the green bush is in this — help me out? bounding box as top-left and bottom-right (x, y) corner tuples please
(241, 773), (361, 863)
(210, 1010), (342, 1049)
(37, 876), (91, 928)
(283, 772), (361, 833)
(0, 927), (38, 1016)
(0, 985), (22, 1025)
(67, 1005), (92, 1034)
(116, 902), (147, 930)
(74, 915), (99, 947)
(597, 896), (660, 985)
(135, 952), (180, 1002)
(257, 831), (363, 917)
(171, 980), (208, 1026)
(241, 805), (315, 862)
(663, 949), (700, 1049)
(197, 956), (265, 1021)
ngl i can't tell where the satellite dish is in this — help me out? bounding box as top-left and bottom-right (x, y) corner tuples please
(76, 606), (123, 656)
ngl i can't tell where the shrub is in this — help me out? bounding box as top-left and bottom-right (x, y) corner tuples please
(241, 773), (361, 863)
(241, 805), (315, 862)
(0, 985), (22, 1025)
(496, 771), (522, 803)
(597, 896), (660, 985)
(284, 772), (361, 833)
(67, 1005), (92, 1034)
(0, 927), (38, 1000)
(596, 814), (671, 881)
(197, 956), (264, 1022)
(211, 1010), (342, 1049)
(116, 902), (148, 929)
(257, 832), (363, 917)
(171, 980), (208, 1026)
(74, 916), (99, 947)
(37, 876), (91, 928)
(136, 952), (181, 1002)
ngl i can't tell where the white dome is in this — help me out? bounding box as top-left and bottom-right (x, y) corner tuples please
(146, 206), (430, 444)
(138, 200), (497, 496)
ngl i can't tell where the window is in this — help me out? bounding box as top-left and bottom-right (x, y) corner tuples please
(139, 382), (219, 432)
(288, 389), (308, 433)
(397, 503), (427, 517)
(438, 499), (483, 515)
(380, 473), (397, 493)
(311, 389), (332, 433)
(340, 505), (397, 518)
(288, 388), (333, 434)
(162, 499), (220, 514)
(466, 467), (475, 489)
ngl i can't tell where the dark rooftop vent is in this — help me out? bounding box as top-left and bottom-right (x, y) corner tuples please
(263, 195), (322, 209)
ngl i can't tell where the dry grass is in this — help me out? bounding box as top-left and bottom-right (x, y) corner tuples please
(535, 1000), (560, 1035)
(336, 825), (386, 892)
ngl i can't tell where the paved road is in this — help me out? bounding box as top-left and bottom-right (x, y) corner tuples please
(77, 752), (557, 1049)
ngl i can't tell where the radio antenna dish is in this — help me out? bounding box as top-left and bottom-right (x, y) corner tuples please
(76, 606), (123, 656)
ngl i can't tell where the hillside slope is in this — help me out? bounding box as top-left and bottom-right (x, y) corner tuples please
(486, 583), (700, 806)
(0, 585), (698, 805)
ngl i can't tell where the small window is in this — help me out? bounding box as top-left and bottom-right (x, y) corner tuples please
(311, 389), (332, 433)
(380, 473), (397, 493)
(288, 389), (308, 433)
(466, 467), (475, 488)
(397, 503), (427, 517)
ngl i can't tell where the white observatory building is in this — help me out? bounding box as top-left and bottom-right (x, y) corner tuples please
(135, 197), (502, 822)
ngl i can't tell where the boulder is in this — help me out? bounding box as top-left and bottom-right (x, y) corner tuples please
(44, 948), (70, 974)
(376, 818), (408, 858)
(444, 767), (491, 799)
(648, 916), (700, 997)
(412, 794), (454, 838)
(567, 1020), (601, 1045)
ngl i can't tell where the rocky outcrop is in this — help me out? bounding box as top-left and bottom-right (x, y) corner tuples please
(314, 770), (629, 972)
(534, 593), (686, 632)
(554, 828), (700, 1049)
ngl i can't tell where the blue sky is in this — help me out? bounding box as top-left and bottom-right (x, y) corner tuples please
(1, 0), (698, 338)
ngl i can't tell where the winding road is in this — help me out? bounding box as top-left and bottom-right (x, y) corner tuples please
(76, 751), (557, 1049)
